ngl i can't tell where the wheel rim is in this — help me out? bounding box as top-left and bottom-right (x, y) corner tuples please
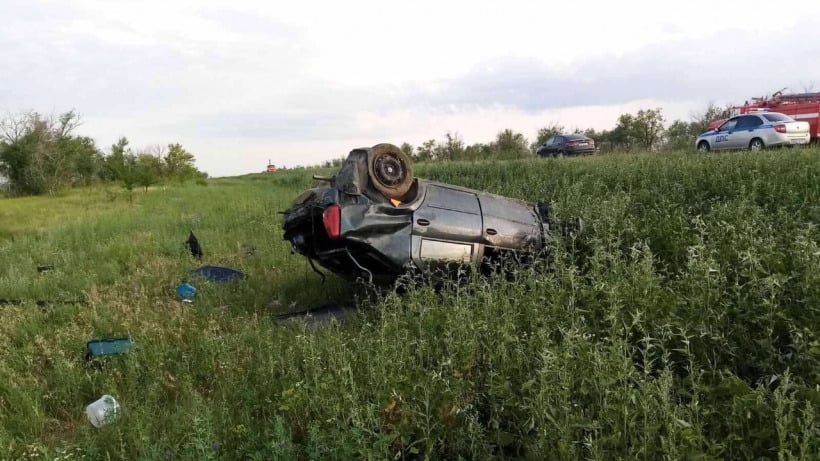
(373, 154), (407, 188)
(368, 143), (414, 199)
(751, 140), (763, 150)
(698, 143), (708, 152)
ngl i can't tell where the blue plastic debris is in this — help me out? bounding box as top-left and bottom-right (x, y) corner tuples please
(86, 337), (132, 361)
(190, 266), (246, 282)
(176, 283), (197, 299)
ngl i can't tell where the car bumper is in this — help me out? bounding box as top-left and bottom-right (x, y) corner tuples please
(568, 148), (596, 155)
(283, 186), (414, 283)
(767, 132), (811, 147)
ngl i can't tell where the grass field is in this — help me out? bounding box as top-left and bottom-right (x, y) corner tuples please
(1, 149), (820, 460)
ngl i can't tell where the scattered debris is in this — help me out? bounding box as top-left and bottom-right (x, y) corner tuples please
(176, 283), (197, 300)
(37, 264), (55, 273)
(86, 337), (132, 361)
(190, 266), (246, 282)
(274, 302), (354, 326)
(240, 243), (256, 256)
(86, 395), (120, 428)
(185, 231), (203, 260)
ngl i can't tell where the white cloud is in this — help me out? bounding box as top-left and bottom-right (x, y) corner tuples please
(2, 0), (819, 176)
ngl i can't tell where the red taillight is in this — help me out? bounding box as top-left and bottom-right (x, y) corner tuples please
(774, 124), (787, 133)
(567, 141), (578, 147)
(322, 204), (341, 240)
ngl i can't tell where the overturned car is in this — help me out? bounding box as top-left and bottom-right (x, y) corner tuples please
(282, 143), (580, 285)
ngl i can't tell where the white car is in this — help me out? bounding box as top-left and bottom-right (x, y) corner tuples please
(695, 112), (810, 152)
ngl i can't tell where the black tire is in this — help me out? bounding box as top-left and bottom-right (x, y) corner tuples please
(557, 150), (567, 158)
(368, 143), (414, 199)
(749, 138), (765, 151)
(697, 141), (710, 152)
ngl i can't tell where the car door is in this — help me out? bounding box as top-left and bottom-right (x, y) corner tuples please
(734, 115), (763, 148)
(547, 136), (557, 155)
(554, 136), (566, 154)
(411, 184), (483, 271)
(477, 193), (541, 250)
(713, 117), (739, 150)
(540, 137), (555, 155)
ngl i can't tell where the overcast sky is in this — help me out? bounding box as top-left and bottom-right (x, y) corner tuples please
(2, 0), (819, 176)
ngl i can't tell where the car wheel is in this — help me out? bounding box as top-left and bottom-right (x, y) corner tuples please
(749, 138), (765, 151)
(368, 143), (414, 199)
(697, 141), (710, 152)
(557, 150), (566, 158)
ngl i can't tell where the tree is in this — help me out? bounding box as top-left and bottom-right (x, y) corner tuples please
(101, 138), (144, 197)
(610, 114), (635, 150)
(665, 120), (693, 150)
(438, 132), (465, 161)
(463, 143), (492, 160)
(399, 142), (414, 160)
(531, 123), (565, 152)
(0, 111), (35, 144)
(606, 109), (665, 151)
(60, 136), (101, 185)
(134, 153), (163, 191)
(415, 139), (436, 162)
(581, 128), (602, 140)
(0, 128), (37, 193)
(102, 137), (129, 181)
(632, 108), (665, 150)
(494, 129), (529, 157)
(320, 156), (345, 168)
(163, 143), (199, 180)
(690, 102), (732, 136)
(120, 153), (140, 197)
(147, 144), (167, 159)
(0, 110), (100, 195)
(0, 112), (206, 195)
(55, 110), (82, 138)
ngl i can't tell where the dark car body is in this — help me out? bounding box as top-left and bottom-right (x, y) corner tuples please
(282, 145), (569, 285)
(536, 134), (596, 157)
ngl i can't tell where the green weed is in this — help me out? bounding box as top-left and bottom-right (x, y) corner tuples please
(1, 149), (819, 459)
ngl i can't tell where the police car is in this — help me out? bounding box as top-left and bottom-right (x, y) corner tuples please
(695, 112), (810, 152)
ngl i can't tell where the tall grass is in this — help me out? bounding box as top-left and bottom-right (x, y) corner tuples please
(1, 149), (819, 459)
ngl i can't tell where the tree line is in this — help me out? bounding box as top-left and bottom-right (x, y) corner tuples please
(373, 103), (733, 165)
(0, 111), (206, 196)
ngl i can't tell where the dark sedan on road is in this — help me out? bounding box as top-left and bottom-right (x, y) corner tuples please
(536, 134), (596, 157)
(282, 143), (582, 286)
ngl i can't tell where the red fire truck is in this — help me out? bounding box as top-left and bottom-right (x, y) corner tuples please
(707, 90), (820, 143)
